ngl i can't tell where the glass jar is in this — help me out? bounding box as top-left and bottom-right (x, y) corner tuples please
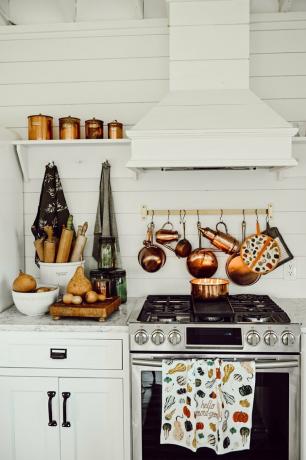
(98, 236), (116, 270)
(90, 269), (112, 298)
(109, 269), (127, 303)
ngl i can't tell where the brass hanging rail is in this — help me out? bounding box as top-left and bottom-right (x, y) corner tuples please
(141, 204), (273, 220)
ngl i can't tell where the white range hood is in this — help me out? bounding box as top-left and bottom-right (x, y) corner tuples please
(127, 0), (297, 169)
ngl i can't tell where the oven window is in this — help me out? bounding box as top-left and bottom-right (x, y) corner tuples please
(141, 371), (289, 460)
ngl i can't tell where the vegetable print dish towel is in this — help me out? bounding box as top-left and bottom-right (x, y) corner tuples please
(161, 359), (255, 455)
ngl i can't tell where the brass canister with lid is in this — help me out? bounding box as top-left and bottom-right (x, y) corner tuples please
(85, 118), (104, 139)
(59, 116), (80, 140)
(108, 120), (123, 139)
(28, 114), (53, 140)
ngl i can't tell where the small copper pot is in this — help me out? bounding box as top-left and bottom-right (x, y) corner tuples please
(186, 230), (218, 278)
(59, 116), (80, 140)
(191, 278), (229, 300)
(108, 120), (123, 139)
(28, 114), (53, 140)
(85, 118), (103, 139)
(138, 224), (166, 273)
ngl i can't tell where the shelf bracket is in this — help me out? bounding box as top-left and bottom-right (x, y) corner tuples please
(14, 145), (29, 182)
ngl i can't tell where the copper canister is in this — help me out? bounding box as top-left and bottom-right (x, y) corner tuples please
(85, 118), (104, 139)
(108, 120), (123, 139)
(59, 116), (80, 140)
(28, 114), (53, 140)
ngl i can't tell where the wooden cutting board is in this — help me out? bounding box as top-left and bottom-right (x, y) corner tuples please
(49, 296), (121, 321)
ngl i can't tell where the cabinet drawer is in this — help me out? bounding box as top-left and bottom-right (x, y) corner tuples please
(0, 339), (122, 370)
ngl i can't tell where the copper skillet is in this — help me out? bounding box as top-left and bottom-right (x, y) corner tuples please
(226, 216), (261, 286)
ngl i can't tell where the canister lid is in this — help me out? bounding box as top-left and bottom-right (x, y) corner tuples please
(108, 120), (122, 128)
(59, 116), (80, 123)
(109, 269), (126, 277)
(28, 114), (53, 120)
(85, 117), (103, 125)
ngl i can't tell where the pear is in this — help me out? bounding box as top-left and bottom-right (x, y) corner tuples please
(66, 266), (92, 296)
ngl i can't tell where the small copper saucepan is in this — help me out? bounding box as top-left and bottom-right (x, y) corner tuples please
(190, 278), (229, 301)
(138, 223), (166, 273)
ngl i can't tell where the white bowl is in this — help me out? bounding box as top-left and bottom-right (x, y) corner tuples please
(39, 261), (85, 294)
(12, 285), (59, 316)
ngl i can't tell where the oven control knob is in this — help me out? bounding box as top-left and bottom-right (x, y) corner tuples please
(264, 331), (278, 346)
(282, 331), (295, 346)
(246, 331), (260, 346)
(134, 330), (148, 346)
(168, 330), (182, 346)
(151, 330), (165, 346)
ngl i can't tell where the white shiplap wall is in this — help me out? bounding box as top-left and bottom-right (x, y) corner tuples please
(1, 15), (306, 297)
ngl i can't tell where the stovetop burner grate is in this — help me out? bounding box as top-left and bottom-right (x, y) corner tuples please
(137, 294), (291, 324)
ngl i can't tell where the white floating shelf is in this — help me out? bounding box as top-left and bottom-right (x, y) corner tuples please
(12, 139), (134, 181)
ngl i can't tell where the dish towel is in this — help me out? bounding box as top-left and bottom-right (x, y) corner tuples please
(92, 160), (121, 267)
(161, 359), (255, 455)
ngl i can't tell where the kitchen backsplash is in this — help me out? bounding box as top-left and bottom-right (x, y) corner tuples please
(24, 169), (306, 297)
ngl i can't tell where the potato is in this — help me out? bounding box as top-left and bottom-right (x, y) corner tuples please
(72, 296), (83, 305)
(85, 291), (98, 304)
(63, 293), (74, 305)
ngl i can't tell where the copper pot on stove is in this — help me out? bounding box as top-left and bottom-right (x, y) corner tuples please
(191, 278), (229, 300)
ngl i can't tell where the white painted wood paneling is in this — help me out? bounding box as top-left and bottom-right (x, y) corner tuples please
(170, 25), (249, 60)
(170, 0), (249, 25)
(0, 14), (305, 296)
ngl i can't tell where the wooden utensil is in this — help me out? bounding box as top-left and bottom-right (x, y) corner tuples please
(56, 215), (74, 263)
(240, 217), (281, 274)
(43, 226), (56, 263)
(226, 217), (261, 286)
(70, 222), (88, 262)
(34, 237), (45, 262)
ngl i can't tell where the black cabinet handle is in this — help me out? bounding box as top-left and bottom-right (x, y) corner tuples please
(62, 392), (71, 427)
(47, 391), (57, 427)
(50, 348), (67, 359)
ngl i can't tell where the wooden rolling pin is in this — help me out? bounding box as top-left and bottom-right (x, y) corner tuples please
(34, 237), (45, 262)
(43, 226), (56, 263)
(56, 215), (74, 263)
(70, 222), (88, 262)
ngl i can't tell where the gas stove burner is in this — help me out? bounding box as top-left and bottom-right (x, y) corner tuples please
(137, 294), (291, 324)
(244, 314), (272, 323)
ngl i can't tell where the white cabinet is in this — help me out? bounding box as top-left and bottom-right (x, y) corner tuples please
(0, 376), (60, 460)
(60, 378), (124, 460)
(0, 331), (131, 460)
(0, 375), (124, 460)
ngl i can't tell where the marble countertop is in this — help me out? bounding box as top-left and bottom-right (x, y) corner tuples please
(0, 298), (138, 332)
(1, 297), (306, 333)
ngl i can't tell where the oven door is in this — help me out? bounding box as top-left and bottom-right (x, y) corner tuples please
(131, 354), (300, 460)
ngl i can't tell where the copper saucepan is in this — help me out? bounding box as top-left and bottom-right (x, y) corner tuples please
(191, 278), (229, 300)
(138, 223), (166, 273)
(186, 221), (218, 278)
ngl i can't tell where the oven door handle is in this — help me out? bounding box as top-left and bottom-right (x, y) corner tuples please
(131, 358), (299, 369)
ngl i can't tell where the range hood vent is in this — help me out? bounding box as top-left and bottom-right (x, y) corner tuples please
(127, 0), (296, 170)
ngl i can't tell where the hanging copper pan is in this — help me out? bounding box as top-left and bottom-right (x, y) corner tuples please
(138, 223), (166, 273)
(186, 221), (218, 278)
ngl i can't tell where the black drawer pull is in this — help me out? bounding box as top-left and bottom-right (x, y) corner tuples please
(50, 348), (67, 359)
(62, 392), (71, 427)
(47, 391), (57, 426)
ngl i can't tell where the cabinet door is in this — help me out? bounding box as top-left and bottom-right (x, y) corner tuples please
(0, 376), (60, 460)
(60, 378), (124, 460)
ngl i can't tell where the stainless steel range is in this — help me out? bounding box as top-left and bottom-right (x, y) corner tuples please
(129, 294), (301, 460)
